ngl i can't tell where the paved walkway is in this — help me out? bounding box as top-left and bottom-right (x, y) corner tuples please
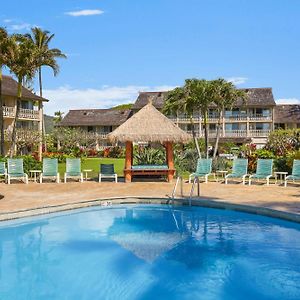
(0, 181), (299, 217)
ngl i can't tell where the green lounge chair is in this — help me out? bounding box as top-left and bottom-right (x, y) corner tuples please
(284, 160), (300, 187)
(225, 159), (248, 185)
(0, 161), (7, 183)
(99, 164), (117, 183)
(7, 158), (28, 184)
(40, 158), (60, 183)
(249, 159), (273, 186)
(64, 158), (83, 183)
(189, 158), (212, 184)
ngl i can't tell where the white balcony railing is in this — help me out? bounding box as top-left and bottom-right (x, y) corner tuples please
(2, 106), (40, 120)
(185, 129), (270, 138)
(170, 115), (272, 123)
(3, 106), (15, 117)
(19, 108), (40, 120)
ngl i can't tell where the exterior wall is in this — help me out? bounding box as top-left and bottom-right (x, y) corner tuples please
(2, 95), (43, 156)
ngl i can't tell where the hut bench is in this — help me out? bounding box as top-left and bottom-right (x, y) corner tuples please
(124, 165), (176, 181)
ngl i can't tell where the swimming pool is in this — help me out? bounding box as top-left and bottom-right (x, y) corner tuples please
(0, 204), (300, 300)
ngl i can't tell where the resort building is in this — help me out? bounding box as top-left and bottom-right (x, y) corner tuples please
(132, 88), (276, 147)
(59, 108), (132, 147)
(1, 75), (47, 156)
(274, 104), (300, 129)
(60, 86), (300, 148)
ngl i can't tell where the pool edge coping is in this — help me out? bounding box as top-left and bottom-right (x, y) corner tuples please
(0, 196), (300, 224)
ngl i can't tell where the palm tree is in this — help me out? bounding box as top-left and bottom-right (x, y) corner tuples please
(25, 27), (66, 151)
(185, 79), (213, 158)
(211, 79), (247, 158)
(7, 35), (39, 157)
(163, 86), (202, 157)
(0, 27), (14, 155)
(53, 111), (64, 124)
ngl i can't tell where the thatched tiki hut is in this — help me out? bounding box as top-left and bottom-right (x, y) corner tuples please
(108, 103), (191, 182)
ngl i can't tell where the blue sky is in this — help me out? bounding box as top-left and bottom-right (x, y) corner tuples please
(1, 0), (300, 114)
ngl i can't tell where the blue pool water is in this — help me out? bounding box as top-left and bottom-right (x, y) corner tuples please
(0, 205), (300, 300)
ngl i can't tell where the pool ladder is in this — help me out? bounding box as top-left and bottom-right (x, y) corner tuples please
(170, 176), (201, 206)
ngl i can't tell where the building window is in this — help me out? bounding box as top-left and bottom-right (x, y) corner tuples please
(87, 126), (94, 132)
(225, 123), (240, 131)
(101, 126), (113, 133)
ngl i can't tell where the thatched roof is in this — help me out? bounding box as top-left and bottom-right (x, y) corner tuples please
(108, 103), (192, 143)
(2, 75), (48, 102)
(132, 88), (275, 110)
(59, 109), (131, 127)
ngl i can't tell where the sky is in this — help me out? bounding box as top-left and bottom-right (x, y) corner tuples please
(1, 0), (300, 115)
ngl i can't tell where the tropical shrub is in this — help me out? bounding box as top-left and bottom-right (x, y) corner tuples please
(265, 129), (300, 156)
(246, 149), (275, 173)
(42, 152), (75, 163)
(102, 146), (125, 158)
(133, 146), (165, 165)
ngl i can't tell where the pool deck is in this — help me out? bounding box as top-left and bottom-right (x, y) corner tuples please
(0, 180), (300, 221)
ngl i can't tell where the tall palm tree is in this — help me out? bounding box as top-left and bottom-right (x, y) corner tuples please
(7, 35), (38, 157)
(164, 86), (202, 158)
(0, 27), (14, 155)
(185, 79), (213, 158)
(25, 27), (66, 151)
(211, 79), (247, 158)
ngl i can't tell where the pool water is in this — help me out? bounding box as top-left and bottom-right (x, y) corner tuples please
(0, 204), (300, 300)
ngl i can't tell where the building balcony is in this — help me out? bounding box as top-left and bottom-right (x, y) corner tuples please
(186, 129), (270, 138)
(170, 114), (272, 123)
(3, 106), (40, 120)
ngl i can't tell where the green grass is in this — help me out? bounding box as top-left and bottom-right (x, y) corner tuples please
(58, 158), (125, 179)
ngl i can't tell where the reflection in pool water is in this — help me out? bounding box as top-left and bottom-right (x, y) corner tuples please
(0, 204), (300, 300)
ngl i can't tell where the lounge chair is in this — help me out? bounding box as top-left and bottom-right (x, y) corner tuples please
(189, 158), (212, 184)
(248, 159), (273, 186)
(99, 164), (118, 183)
(64, 158), (83, 183)
(0, 161), (7, 183)
(284, 160), (300, 187)
(40, 158), (60, 183)
(7, 158), (28, 184)
(225, 159), (248, 185)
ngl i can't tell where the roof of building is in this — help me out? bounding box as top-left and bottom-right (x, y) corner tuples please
(59, 108), (132, 127)
(108, 102), (191, 143)
(132, 88), (276, 110)
(2, 75), (48, 102)
(274, 104), (300, 123)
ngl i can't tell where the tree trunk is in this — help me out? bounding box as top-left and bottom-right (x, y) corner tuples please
(203, 111), (209, 158)
(190, 117), (201, 158)
(38, 67), (47, 152)
(0, 67), (4, 156)
(9, 78), (22, 157)
(213, 112), (222, 159)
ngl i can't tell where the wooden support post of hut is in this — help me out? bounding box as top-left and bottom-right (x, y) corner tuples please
(108, 102), (191, 183)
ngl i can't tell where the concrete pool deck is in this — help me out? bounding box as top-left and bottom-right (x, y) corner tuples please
(0, 180), (300, 221)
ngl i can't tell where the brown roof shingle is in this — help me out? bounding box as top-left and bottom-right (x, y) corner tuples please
(59, 109), (132, 127)
(274, 105), (300, 123)
(2, 75), (48, 102)
(132, 88), (276, 110)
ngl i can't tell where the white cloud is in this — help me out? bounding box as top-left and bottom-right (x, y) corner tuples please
(9, 23), (32, 31)
(276, 98), (300, 104)
(65, 9), (104, 17)
(3, 19), (12, 23)
(226, 77), (248, 85)
(43, 85), (176, 115)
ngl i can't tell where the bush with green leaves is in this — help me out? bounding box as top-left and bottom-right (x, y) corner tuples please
(265, 129), (300, 156)
(133, 146), (165, 165)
